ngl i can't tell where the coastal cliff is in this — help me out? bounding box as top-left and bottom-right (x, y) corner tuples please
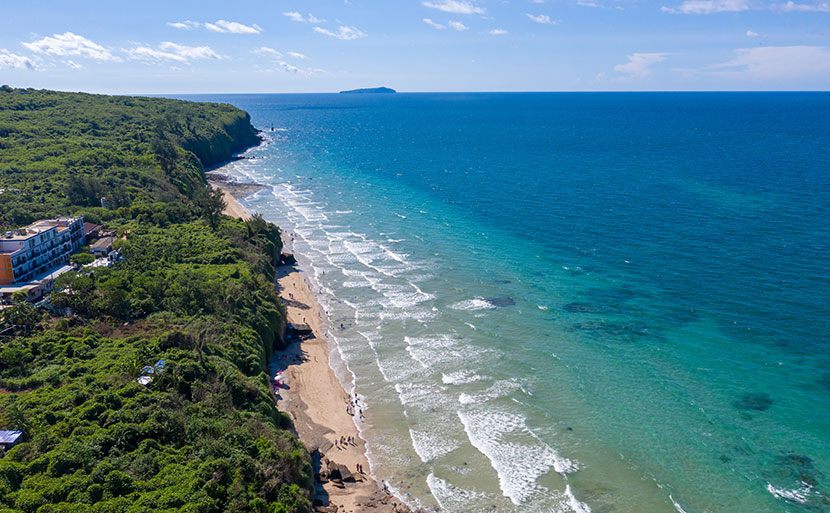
(178, 108), (261, 170)
(0, 88), (262, 225)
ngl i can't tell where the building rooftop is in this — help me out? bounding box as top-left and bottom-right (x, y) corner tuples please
(90, 236), (114, 249)
(1, 217), (81, 242)
(0, 430), (23, 444)
(84, 222), (102, 235)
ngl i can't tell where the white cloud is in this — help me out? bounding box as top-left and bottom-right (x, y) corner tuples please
(124, 46), (188, 63)
(0, 49), (37, 70)
(204, 20), (262, 34)
(489, 28), (509, 35)
(124, 42), (221, 63)
(313, 25), (367, 40)
(449, 20), (469, 31)
(168, 20), (200, 30)
(777, 0), (830, 10)
(66, 60), (81, 70)
(279, 61), (300, 73)
(705, 45), (830, 78)
(614, 52), (669, 78)
(159, 42), (221, 60)
(23, 32), (119, 61)
(661, 0), (749, 14)
(254, 46), (283, 59)
(578, 0), (601, 6)
(255, 48), (309, 61)
(283, 12), (325, 23)
(746, 29), (759, 36)
(423, 18), (446, 29)
(526, 13), (558, 24)
(422, 0), (485, 15)
(257, 61), (326, 75)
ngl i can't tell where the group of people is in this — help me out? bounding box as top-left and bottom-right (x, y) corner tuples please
(272, 371), (285, 399)
(346, 394), (365, 420)
(333, 436), (365, 473)
(335, 435), (356, 448)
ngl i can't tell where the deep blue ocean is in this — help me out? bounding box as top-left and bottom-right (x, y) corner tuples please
(178, 92), (830, 513)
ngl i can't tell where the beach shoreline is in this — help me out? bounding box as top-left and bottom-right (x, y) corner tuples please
(213, 182), (417, 513)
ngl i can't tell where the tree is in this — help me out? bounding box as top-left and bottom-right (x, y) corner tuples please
(70, 253), (95, 265)
(1, 290), (41, 328)
(193, 185), (226, 228)
(66, 175), (105, 207)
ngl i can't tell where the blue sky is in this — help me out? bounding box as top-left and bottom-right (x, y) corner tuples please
(1, 0), (828, 93)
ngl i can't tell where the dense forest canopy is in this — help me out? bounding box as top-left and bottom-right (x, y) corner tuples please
(0, 87), (313, 512)
(0, 87), (259, 226)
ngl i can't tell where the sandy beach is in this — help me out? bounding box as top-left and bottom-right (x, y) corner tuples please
(215, 184), (414, 513)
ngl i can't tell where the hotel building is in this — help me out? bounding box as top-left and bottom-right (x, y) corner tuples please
(0, 216), (85, 286)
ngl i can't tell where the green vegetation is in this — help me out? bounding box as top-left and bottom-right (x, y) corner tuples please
(0, 87), (258, 227)
(0, 88), (312, 512)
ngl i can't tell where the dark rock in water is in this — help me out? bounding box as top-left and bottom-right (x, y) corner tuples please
(571, 320), (653, 338)
(733, 392), (773, 412)
(781, 453), (813, 468)
(719, 454), (731, 464)
(564, 302), (609, 313)
(777, 453), (821, 487)
(587, 286), (638, 304)
(485, 297), (515, 307)
(732, 444), (754, 456)
(493, 279), (511, 284)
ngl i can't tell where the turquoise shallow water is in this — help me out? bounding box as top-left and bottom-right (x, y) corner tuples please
(182, 93), (829, 513)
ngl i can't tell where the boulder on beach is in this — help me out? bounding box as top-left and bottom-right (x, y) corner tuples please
(337, 463), (354, 482)
(279, 253), (297, 266)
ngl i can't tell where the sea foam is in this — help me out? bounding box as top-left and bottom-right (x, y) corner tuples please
(458, 407), (577, 505)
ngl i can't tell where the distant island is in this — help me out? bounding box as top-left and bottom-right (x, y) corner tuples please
(339, 86), (397, 94)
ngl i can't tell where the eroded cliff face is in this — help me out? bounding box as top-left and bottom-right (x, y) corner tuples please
(181, 110), (261, 171)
